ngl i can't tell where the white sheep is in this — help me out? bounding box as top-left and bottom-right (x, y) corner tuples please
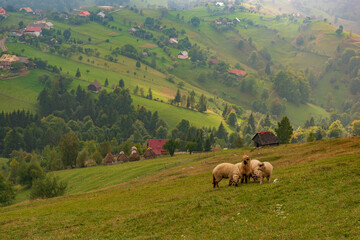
(235, 155), (252, 184)
(254, 162), (274, 184)
(212, 163), (240, 188)
(249, 159), (261, 182)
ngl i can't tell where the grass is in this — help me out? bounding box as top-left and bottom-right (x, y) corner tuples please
(1, 137), (360, 239)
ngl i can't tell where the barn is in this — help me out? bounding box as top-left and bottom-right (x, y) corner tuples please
(252, 131), (280, 148)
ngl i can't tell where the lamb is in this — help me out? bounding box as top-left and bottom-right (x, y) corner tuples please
(235, 155), (252, 184)
(254, 162), (274, 184)
(212, 163), (240, 188)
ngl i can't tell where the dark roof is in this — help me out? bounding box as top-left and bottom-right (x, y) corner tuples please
(252, 132), (279, 146)
(90, 80), (101, 88)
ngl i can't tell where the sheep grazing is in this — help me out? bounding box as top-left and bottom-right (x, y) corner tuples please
(254, 162), (274, 184)
(249, 159), (261, 182)
(212, 163), (240, 188)
(237, 155), (252, 184)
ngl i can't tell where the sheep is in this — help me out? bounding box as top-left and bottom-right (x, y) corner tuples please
(254, 162), (274, 184)
(212, 163), (240, 188)
(249, 159), (261, 182)
(236, 155), (252, 184)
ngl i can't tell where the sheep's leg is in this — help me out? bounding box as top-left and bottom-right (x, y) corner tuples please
(267, 176), (270, 183)
(245, 175), (248, 184)
(228, 178), (232, 186)
(241, 176), (244, 184)
(260, 177), (263, 184)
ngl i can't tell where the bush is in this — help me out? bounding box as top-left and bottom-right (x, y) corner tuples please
(0, 173), (15, 206)
(30, 175), (67, 200)
(91, 151), (103, 165)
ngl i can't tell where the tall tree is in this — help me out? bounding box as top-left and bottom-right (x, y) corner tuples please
(216, 122), (228, 140)
(275, 116), (293, 144)
(75, 68), (81, 78)
(163, 139), (180, 156)
(174, 89), (181, 103)
(59, 131), (79, 168)
(197, 94), (207, 112)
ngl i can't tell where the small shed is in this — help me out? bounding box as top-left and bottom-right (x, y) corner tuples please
(177, 51), (188, 60)
(252, 132), (280, 148)
(88, 80), (102, 93)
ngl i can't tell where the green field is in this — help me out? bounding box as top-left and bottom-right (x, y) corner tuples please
(1, 137), (360, 238)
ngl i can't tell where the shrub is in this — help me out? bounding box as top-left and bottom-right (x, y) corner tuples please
(30, 175), (67, 200)
(0, 173), (15, 206)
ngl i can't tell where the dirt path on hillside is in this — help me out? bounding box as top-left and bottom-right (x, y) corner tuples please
(0, 37), (8, 52)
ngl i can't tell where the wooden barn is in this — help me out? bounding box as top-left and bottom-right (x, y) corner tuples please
(88, 81), (102, 93)
(252, 131), (280, 148)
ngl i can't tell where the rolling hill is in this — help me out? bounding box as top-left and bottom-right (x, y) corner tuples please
(0, 137), (359, 238)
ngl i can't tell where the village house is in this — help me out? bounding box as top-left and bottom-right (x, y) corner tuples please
(178, 51), (189, 60)
(0, 7), (6, 16)
(235, 17), (241, 23)
(35, 9), (43, 16)
(19, 7), (33, 14)
(25, 26), (42, 37)
(252, 132), (280, 148)
(147, 139), (168, 155)
(88, 81), (102, 93)
(208, 58), (219, 64)
(128, 28), (137, 34)
(79, 11), (90, 17)
(9, 29), (24, 37)
(215, 19), (222, 25)
(97, 12), (105, 18)
(228, 69), (247, 77)
(169, 38), (178, 44)
(216, 2), (224, 7)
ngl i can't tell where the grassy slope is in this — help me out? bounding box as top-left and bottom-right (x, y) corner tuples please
(1, 137), (360, 239)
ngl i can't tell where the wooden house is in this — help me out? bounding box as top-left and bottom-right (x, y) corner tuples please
(147, 139), (167, 155)
(252, 132), (280, 148)
(88, 81), (102, 93)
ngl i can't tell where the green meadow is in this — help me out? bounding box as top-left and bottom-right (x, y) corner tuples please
(1, 137), (360, 239)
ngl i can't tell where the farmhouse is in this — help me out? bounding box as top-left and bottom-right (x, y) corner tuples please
(97, 12), (105, 18)
(252, 132), (280, 148)
(19, 7), (33, 14)
(228, 69), (247, 77)
(79, 11), (90, 17)
(178, 51), (189, 60)
(128, 28), (136, 34)
(169, 38), (178, 44)
(216, 2), (224, 7)
(88, 81), (102, 93)
(9, 29), (24, 37)
(215, 19), (222, 25)
(147, 139), (167, 155)
(0, 7), (6, 16)
(25, 26), (42, 37)
(209, 58), (219, 64)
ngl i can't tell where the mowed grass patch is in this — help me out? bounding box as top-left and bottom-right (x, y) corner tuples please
(0, 137), (360, 239)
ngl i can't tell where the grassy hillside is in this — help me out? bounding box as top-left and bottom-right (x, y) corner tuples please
(1, 137), (360, 239)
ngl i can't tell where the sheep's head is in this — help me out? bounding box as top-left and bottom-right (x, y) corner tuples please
(257, 163), (265, 171)
(242, 155), (251, 165)
(233, 174), (240, 186)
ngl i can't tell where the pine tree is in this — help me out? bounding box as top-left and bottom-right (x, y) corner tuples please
(248, 113), (256, 132)
(226, 113), (237, 127)
(174, 89), (181, 103)
(264, 114), (271, 127)
(198, 94), (207, 112)
(119, 79), (125, 88)
(186, 96), (190, 109)
(265, 62), (271, 75)
(105, 78), (109, 87)
(136, 61), (141, 68)
(147, 88), (152, 100)
(216, 122), (228, 140)
(222, 104), (228, 118)
(75, 68), (81, 78)
(275, 116), (293, 144)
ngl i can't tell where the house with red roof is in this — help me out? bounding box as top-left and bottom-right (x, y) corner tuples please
(208, 58), (219, 64)
(147, 139), (168, 155)
(228, 69), (247, 77)
(19, 7), (33, 14)
(79, 11), (90, 17)
(25, 26), (42, 37)
(0, 7), (6, 16)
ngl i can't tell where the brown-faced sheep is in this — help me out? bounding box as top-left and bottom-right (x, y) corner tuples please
(236, 155), (252, 184)
(254, 162), (274, 184)
(212, 163), (240, 188)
